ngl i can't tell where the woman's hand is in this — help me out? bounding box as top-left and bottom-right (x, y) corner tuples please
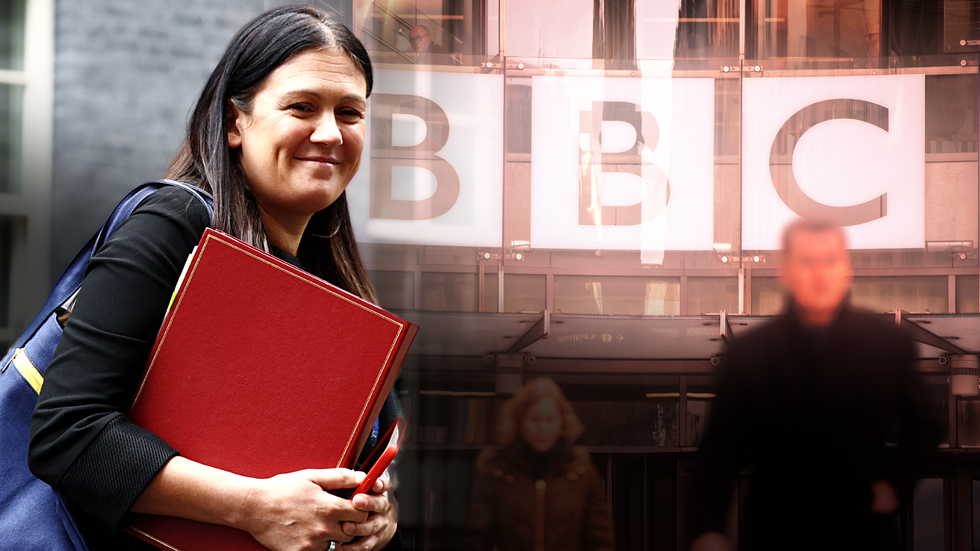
(134, 458), (370, 551)
(239, 469), (369, 551)
(337, 474), (397, 551)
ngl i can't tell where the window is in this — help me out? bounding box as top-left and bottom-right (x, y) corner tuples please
(554, 275), (680, 315)
(913, 478), (945, 550)
(750, 277), (786, 316)
(851, 276), (948, 314)
(354, 0), (486, 65)
(0, 0), (52, 351)
(686, 277), (738, 315)
(957, 275), (979, 314)
(369, 270), (415, 310)
(421, 272), (479, 312)
(482, 272), (545, 313)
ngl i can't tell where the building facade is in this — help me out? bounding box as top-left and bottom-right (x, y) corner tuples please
(2, 0), (979, 549)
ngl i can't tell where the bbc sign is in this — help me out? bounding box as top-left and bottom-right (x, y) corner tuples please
(346, 70), (925, 252)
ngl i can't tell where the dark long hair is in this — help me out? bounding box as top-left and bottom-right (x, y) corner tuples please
(497, 378), (585, 445)
(167, 5), (377, 303)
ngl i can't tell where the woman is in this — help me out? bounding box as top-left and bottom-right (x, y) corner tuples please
(28, 6), (397, 551)
(465, 378), (613, 551)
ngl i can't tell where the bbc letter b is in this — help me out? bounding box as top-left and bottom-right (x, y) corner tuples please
(370, 94), (461, 220)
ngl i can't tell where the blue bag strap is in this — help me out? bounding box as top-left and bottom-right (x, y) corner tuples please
(8, 180), (213, 354)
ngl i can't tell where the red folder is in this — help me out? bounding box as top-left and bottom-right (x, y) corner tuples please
(125, 228), (417, 551)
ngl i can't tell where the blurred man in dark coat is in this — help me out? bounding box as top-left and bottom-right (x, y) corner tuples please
(691, 219), (941, 551)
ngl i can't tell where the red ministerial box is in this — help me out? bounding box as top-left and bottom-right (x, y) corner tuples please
(126, 228), (417, 551)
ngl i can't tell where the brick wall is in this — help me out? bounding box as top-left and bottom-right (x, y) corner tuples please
(50, 0), (298, 280)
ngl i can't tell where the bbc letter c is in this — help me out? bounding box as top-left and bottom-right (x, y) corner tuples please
(769, 98), (888, 226)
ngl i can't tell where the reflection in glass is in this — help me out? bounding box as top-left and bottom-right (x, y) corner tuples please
(673, 0), (738, 61)
(686, 399), (711, 448)
(418, 394), (496, 445)
(554, 275), (679, 315)
(686, 277), (738, 315)
(973, 479), (980, 550)
(959, 398), (980, 448)
(421, 272), (478, 312)
(686, 376), (717, 448)
(355, 0), (476, 65)
(0, 84), (23, 194)
(921, 375), (950, 447)
(925, 74), (978, 154)
(368, 270), (414, 310)
(851, 276), (948, 314)
(913, 478), (944, 551)
(958, 275), (979, 314)
(748, 0), (882, 67)
(483, 273), (545, 313)
(750, 277), (785, 316)
(503, 0), (592, 59)
(572, 399), (678, 447)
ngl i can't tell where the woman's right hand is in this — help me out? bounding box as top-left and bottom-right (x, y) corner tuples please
(238, 469), (369, 551)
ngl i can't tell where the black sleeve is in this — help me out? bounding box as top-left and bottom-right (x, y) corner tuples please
(691, 341), (754, 536)
(29, 186), (211, 529)
(888, 327), (943, 503)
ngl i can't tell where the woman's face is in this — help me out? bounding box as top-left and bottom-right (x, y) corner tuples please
(520, 398), (563, 452)
(227, 47), (367, 226)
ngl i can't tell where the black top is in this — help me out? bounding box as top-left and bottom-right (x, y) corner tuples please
(28, 187), (400, 550)
(693, 302), (942, 550)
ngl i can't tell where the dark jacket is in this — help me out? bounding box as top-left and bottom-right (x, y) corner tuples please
(465, 440), (613, 551)
(694, 301), (941, 550)
(29, 187), (401, 550)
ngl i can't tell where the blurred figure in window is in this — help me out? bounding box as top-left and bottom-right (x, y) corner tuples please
(465, 378), (613, 551)
(408, 25), (454, 65)
(691, 219), (941, 551)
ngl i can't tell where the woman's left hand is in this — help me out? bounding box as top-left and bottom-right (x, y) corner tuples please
(338, 474), (397, 551)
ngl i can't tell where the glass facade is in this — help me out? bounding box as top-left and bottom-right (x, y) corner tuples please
(345, 1), (980, 548)
(347, 0), (980, 321)
(913, 478), (945, 550)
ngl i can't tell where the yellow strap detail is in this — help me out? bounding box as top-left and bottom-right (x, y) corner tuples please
(168, 246), (198, 311)
(12, 349), (43, 394)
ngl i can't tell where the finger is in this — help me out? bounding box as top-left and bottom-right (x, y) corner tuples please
(337, 534), (379, 551)
(333, 507), (371, 524)
(307, 468), (365, 490)
(352, 492), (390, 513)
(344, 511), (389, 537)
(342, 519), (372, 537)
(316, 492), (370, 524)
(372, 472), (392, 494)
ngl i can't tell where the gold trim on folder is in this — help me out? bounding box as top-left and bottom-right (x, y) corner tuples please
(127, 527), (182, 551)
(12, 348), (43, 394)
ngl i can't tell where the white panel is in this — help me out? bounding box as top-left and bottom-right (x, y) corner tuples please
(742, 74), (926, 250)
(347, 69), (504, 247)
(529, 75), (715, 253)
